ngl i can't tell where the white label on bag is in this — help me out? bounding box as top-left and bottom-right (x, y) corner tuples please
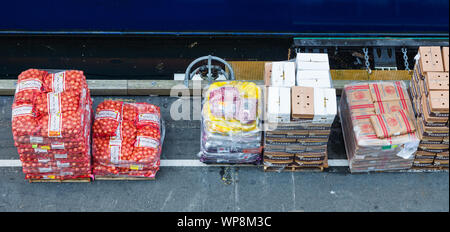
(109, 139), (122, 146)
(56, 161), (69, 168)
(12, 105), (33, 117)
(47, 93), (61, 114)
(96, 110), (119, 120)
(110, 145), (121, 163)
(16, 79), (42, 92)
(34, 148), (48, 153)
(48, 113), (62, 137)
(51, 142), (65, 149)
(60, 172), (73, 176)
(37, 159), (50, 163)
(80, 88), (86, 108)
(29, 136), (43, 144)
(52, 72), (65, 93)
(138, 113), (160, 124)
(136, 136), (159, 148)
(54, 154), (67, 159)
(39, 167), (52, 173)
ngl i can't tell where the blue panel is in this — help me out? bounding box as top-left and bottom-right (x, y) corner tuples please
(0, 0), (448, 34)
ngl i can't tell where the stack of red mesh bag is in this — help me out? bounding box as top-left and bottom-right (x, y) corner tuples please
(12, 69), (92, 181)
(92, 100), (164, 178)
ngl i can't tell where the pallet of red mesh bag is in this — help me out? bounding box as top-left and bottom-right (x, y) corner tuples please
(92, 100), (164, 180)
(12, 69), (92, 182)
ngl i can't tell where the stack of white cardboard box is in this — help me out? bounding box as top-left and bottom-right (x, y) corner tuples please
(264, 53), (337, 171)
(409, 46), (449, 169)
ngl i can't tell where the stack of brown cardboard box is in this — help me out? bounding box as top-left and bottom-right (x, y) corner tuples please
(263, 54), (337, 171)
(409, 46), (449, 169)
(340, 81), (420, 173)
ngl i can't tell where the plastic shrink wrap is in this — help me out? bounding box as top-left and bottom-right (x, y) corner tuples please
(92, 101), (164, 178)
(12, 69), (93, 180)
(340, 81), (420, 173)
(199, 81), (263, 164)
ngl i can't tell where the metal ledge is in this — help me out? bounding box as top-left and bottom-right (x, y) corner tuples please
(0, 78), (410, 96)
(293, 37), (449, 47)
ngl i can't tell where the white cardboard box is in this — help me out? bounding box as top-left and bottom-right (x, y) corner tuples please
(296, 70), (332, 88)
(296, 53), (330, 70)
(271, 62), (296, 87)
(297, 53), (329, 62)
(312, 87), (337, 124)
(267, 86), (291, 123)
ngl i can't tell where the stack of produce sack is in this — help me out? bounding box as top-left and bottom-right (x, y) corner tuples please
(199, 81), (263, 164)
(12, 69), (92, 180)
(340, 81), (420, 173)
(92, 100), (164, 178)
(409, 46), (449, 169)
(263, 53), (337, 171)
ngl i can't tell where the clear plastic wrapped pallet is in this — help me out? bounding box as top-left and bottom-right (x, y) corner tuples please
(340, 81), (420, 173)
(92, 100), (165, 178)
(199, 81), (263, 164)
(12, 69), (93, 180)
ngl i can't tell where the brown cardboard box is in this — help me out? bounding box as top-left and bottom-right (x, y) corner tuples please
(345, 84), (373, 105)
(421, 96), (449, 123)
(369, 82), (409, 102)
(417, 78), (426, 96)
(424, 72), (449, 94)
(416, 116), (449, 137)
(428, 91), (449, 113)
(291, 86), (314, 119)
(442, 47), (449, 72)
(413, 65), (422, 82)
(418, 46), (444, 73)
(370, 110), (416, 139)
(415, 150), (437, 159)
(373, 100), (413, 115)
(418, 144), (449, 153)
(293, 159), (324, 167)
(263, 151), (295, 158)
(264, 155), (294, 164)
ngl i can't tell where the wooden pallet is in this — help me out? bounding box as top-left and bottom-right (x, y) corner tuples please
(28, 178), (91, 183)
(264, 165), (325, 173)
(94, 176), (155, 181)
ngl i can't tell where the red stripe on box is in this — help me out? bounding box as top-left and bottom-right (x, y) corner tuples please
(399, 110), (412, 133)
(395, 81), (408, 110)
(377, 101), (385, 114)
(376, 114), (389, 138)
(351, 104), (375, 110)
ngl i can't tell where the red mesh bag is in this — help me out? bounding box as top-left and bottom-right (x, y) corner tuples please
(93, 100), (123, 137)
(93, 163), (159, 178)
(34, 91), (81, 114)
(42, 70), (86, 93)
(14, 69), (47, 104)
(39, 111), (84, 138)
(20, 154), (90, 164)
(11, 102), (40, 137)
(25, 174), (91, 180)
